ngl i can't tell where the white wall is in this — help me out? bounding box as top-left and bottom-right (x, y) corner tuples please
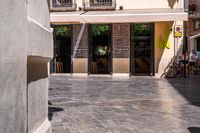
(27, 0), (53, 133)
(0, 0), (27, 132)
(115, 0), (184, 9)
(75, 0), (184, 9)
(189, 38), (197, 52)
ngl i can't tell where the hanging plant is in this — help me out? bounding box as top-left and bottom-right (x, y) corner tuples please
(53, 26), (71, 38)
(92, 25), (110, 36)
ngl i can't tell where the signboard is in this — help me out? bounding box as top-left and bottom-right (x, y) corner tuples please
(174, 25), (182, 38)
(113, 47), (129, 58)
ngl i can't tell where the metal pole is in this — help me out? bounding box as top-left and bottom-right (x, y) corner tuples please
(183, 21), (188, 78)
(183, 0), (188, 78)
(174, 36), (176, 57)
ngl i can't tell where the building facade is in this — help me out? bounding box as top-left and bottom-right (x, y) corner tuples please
(0, 0), (52, 133)
(188, 0), (200, 52)
(50, 0), (188, 77)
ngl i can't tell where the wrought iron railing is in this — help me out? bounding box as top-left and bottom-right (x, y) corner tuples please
(83, 0), (116, 9)
(52, 0), (77, 8)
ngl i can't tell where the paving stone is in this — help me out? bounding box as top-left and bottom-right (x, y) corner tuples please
(49, 76), (200, 133)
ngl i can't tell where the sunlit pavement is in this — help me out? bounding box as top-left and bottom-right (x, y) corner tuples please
(49, 75), (200, 133)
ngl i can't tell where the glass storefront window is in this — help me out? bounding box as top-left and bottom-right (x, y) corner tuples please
(194, 19), (200, 30)
(131, 23), (154, 76)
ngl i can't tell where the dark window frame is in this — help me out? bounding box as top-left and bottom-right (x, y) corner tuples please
(130, 23), (155, 76)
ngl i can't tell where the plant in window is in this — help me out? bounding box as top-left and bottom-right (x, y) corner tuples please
(92, 25), (110, 36)
(133, 24), (151, 36)
(53, 26), (71, 38)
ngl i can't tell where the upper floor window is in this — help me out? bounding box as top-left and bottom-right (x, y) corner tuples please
(50, 0), (76, 11)
(89, 0), (112, 6)
(83, 0), (116, 10)
(194, 19), (200, 30)
(52, 0), (73, 7)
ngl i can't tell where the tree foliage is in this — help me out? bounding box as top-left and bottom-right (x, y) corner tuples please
(53, 26), (71, 38)
(92, 25), (110, 36)
(133, 24), (151, 36)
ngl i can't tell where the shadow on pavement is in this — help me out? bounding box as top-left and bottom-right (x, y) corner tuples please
(166, 77), (200, 107)
(191, 101), (200, 107)
(188, 127), (200, 133)
(48, 107), (64, 121)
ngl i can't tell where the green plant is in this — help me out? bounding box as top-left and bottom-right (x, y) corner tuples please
(133, 24), (151, 36)
(92, 25), (110, 36)
(53, 26), (71, 38)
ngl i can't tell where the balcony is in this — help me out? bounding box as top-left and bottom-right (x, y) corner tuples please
(83, 0), (116, 11)
(50, 0), (77, 12)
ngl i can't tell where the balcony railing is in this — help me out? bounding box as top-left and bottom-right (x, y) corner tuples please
(50, 0), (77, 11)
(83, 0), (116, 11)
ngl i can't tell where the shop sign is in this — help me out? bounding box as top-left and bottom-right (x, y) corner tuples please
(174, 25), (182, 38)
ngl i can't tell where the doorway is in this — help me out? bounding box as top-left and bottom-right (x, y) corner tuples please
(89, 24), (112, 74)
(197, 37), (200, 51)
(52, 25), (72, 73)
(131, 23), (154, 76)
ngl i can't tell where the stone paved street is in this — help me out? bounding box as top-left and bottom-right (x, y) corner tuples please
(48, 75), (200, 133)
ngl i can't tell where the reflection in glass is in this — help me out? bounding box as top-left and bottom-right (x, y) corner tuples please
(131, 23), (153, 76)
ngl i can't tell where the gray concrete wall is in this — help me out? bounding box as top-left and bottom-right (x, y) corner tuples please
(27, 0), (52, 132)
(0, 0), (27, 133)
(28, 0), (50, 29)
(27, 60), (50, 133)
(0, 0), (52, 133)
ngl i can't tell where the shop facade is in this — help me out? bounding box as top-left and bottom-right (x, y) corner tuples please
(188, 0), (200, 52)
(50, 0), (188, 77)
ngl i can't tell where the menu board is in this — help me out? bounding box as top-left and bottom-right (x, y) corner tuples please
(74, 48), (88, 58)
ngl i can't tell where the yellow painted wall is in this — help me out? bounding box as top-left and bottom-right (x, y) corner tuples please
(154, 21), (184, 76)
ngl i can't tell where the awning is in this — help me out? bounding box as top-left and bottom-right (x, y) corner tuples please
(50, 11), (84, 24)
(81, 9), (188, 23)
(189, 32), (200, 39)
(50, 9), (188, 24)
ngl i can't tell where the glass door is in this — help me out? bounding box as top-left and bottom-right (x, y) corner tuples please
(52, 25), (72, 73)
(131, 23), (154, 76)
(89, 24), (112, 74)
